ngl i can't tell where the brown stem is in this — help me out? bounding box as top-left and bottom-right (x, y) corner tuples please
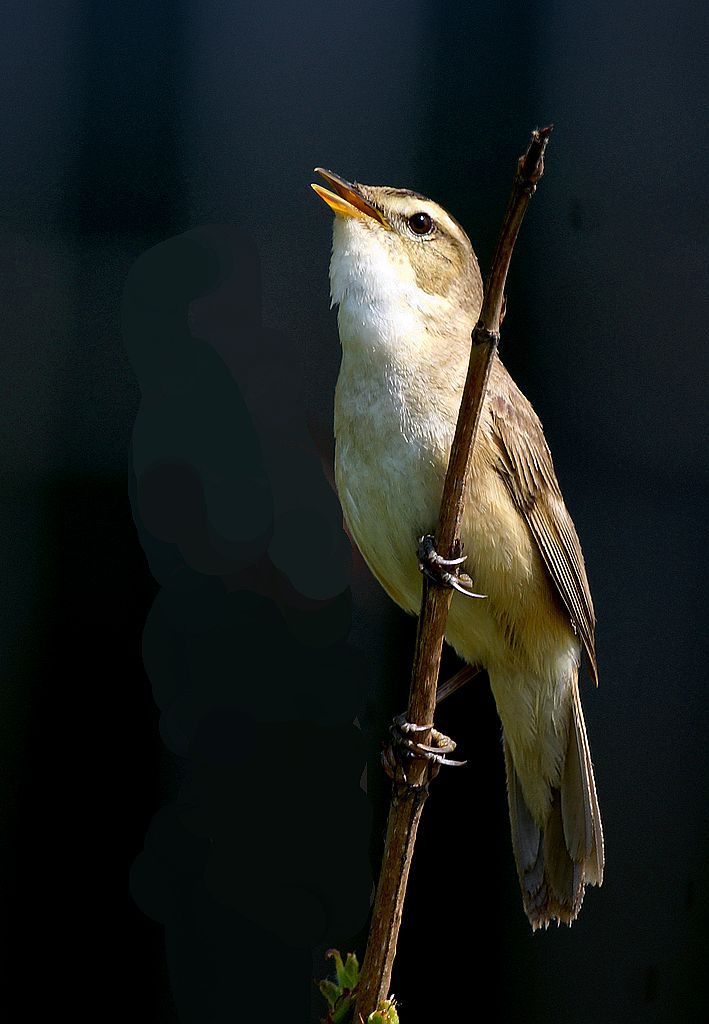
(353, 125), (553, 1022)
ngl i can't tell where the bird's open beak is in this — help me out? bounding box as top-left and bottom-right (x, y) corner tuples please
(311, 168), (389, 227)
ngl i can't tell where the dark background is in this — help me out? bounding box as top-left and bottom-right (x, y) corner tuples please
(1, 1), (707, 1021)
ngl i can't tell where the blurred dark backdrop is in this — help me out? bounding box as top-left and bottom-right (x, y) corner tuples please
(1, 1), (707, 1021)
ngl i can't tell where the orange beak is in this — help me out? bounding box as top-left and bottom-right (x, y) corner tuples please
(311, 168), (389, 227)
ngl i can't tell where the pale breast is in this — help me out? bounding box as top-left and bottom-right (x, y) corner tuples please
(334, 382), (440, 613)
(335, 354), (512, 663)
(334, 351), (575, 677)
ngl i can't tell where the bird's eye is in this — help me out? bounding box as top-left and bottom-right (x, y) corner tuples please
(408, 212), (434, 236)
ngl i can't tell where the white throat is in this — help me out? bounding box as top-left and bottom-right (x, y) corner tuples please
(329, 216), (449, 365)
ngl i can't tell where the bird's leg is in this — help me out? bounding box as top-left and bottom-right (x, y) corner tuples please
(436, 664), (483, 704)
(382, 539), (479, 786)
(417, 534), (486, 598)
(382, 712), (466, 784)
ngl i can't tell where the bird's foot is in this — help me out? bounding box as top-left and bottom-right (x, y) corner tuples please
(417, 534), (486, 598)
(382, 712), (466, 784)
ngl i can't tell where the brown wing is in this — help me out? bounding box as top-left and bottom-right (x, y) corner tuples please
(487, 360), (598, 684)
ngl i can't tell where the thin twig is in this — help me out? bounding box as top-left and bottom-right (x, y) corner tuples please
(353, 125), (553, 1022)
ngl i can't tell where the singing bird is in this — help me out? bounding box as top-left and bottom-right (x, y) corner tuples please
(311, 168), (603, 929)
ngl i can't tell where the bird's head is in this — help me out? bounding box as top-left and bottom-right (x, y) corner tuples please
(312, 168), (483, 348)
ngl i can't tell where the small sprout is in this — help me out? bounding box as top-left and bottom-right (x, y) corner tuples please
(369, 997), (399, 1023)
(318, 950), (361, 1024)
(317, 950), (400, 1022)
(318, 979), (341, 1011)
(328, 949), (360, 991)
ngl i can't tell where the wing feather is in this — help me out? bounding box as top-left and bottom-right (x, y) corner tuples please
(487, 359), (598, 684)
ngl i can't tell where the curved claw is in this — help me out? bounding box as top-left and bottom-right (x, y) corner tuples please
(435, 552), (468, 567)
(415, 740), (457, 756)
(448, 574), (486, 599)
(435, 755), (468, 767)
(418, 534), (486, 598)
(394, 714), (435, 733)
(407, 738), (467, 767)
(386, 714), (466, 777)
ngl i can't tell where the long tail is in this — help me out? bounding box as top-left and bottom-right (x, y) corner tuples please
(503, 680), (604, 929)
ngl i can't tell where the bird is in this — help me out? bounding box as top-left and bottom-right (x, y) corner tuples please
(311, 168), (604, 930)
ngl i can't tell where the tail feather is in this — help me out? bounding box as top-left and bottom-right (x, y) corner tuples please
(562, 679), (604, 884)
(504, 682), (603, 929)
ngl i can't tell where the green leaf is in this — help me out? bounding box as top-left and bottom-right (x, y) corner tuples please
(318, 979), (341, 1010)
(318, 950), (363, 1023)
(327, 949), (346, 987)
(326, 948), (361, 990)
(339, 952), (360, 990)
(331, 995), (355, 1024)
